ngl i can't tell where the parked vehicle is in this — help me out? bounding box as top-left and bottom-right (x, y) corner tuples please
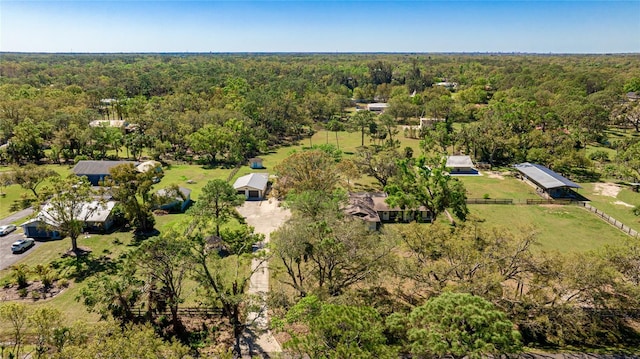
(0, 224), (17, 236)
(11, 238), (34, 254)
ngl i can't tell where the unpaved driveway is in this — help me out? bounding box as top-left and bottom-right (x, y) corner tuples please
(236, 199), (290, 357)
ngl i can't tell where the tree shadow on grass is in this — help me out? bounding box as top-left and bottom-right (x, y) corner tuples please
(50, 251), (120, 283)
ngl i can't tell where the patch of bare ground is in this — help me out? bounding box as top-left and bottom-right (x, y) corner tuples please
(614, 200), (635, 208)
(593, 182), (623, 198)
(0, 280), (68, 302)
(487, 171), (505, 180)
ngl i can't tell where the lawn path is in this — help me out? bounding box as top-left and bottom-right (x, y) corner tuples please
(236, 199), (290, 358)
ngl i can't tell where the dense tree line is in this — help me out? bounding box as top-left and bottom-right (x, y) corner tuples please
(1, 53), (639, 181)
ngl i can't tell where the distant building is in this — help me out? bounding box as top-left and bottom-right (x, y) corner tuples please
(249, 157), (264, 169)
(366, 103), (389, 113)
(446, 155), (478, 175)
(233, 173), (269, 200)
(435, 82), (458, 90)
(419, 117), (445, 129)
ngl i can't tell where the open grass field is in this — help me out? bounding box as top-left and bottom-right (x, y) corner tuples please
(458, 173), (540, 200)
(0, 165), (73, 218)
(469, 204), (631, 252)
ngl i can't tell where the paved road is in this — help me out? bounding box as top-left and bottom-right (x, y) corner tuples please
(0, 208), (36, 270)
(236, 199), (290, 358)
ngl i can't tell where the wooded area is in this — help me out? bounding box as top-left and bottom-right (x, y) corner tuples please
(1, 53), (640, 358)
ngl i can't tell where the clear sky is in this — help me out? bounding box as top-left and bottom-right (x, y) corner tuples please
(1, 1), (639, 53)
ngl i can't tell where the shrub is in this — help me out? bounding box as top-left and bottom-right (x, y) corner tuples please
(31, 291), (40, 301)
(18, 288), (28, 297)
(11, 264), (30, 289)
(589, 150), (610, 162)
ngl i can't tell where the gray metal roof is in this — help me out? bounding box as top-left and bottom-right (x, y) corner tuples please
(24, 201), (117, 227)
(156, 187), (192, 199)
(233, 173), (269, 191)
(514, 163), (581, 190)
(446, 155), (474, 168)
(73, 161), (138, 175)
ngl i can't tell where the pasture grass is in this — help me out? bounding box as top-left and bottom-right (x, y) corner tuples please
(458, 173), (540, 200)
(579, 182), (640, 233)
(469, 204), (630, 252)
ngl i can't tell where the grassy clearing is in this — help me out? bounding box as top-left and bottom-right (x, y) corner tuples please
(458, 174), (540, 200)
(579, 182), (640, 233)
(0, 165), (73, 218)
(469, 204), (630, 252)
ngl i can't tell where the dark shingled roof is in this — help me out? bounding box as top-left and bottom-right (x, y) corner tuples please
(73, 160), (138, 175)
(514, 163), (581, 190)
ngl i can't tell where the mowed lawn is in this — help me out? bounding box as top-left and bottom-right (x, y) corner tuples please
(469, 204), (631, 252)
(458, 173), (540, 200)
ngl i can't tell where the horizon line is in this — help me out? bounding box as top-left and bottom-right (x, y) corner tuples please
(2, 51), (640, 56)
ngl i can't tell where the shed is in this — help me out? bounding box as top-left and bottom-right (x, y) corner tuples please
(514, 162), (581, 198)
(73, 160), (138, 186)
(233, 173), (269, 200)
(249, 157), (264, 169)
(446, 155), (478, 175)
(156, 187), (192, 212)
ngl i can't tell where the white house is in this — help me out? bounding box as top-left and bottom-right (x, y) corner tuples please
(233, 173), (269, 200)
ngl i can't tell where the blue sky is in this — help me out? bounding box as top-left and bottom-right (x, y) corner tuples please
(1, 1), (639, 53)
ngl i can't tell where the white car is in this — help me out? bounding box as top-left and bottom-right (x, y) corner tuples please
(0, 224), (17, 236)
(11, 238), (34, 254)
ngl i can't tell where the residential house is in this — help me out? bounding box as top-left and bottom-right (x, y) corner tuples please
(233, 173), (269, 200)
(73, 160), (138, 186)
(22, 201), (118, 239)
(514, 162), (582, 198)
(346, 192), (432, 228)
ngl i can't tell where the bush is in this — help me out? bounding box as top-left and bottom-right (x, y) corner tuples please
(589, 150), (610, 162)
(31, 291), (40, 301)
(11, 264), (30, 289)
(58, 278), (70, 288)
(18, 288), (28, 297)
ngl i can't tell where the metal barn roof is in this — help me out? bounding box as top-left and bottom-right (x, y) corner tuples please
(514, 163), (581, 190)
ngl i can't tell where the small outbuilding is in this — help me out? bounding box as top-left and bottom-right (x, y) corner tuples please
(249, 157), (264, 169)
(446, 155), (478, 175)
(156, 187), (192, 212)
(233, 173), (269, 200)
(514, 162), (582, 198)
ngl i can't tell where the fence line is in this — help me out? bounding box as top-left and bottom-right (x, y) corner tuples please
(579, 202), (640, 239)
(466, 198), (639, 239)
(465, 198), (581, 205)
